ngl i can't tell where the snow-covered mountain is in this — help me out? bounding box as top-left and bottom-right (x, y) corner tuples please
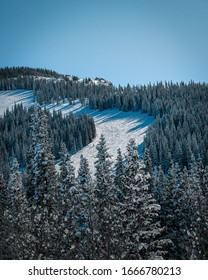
(0, 90), (154, 174)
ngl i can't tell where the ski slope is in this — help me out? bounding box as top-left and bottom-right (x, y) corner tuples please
(0, 90), (154, 174)
(45, 100), (154, 174)
(0, 90), (35, 116)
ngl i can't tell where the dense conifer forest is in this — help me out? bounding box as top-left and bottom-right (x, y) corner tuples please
(0, 67), (207, 260)
(0, 104), (96, 178)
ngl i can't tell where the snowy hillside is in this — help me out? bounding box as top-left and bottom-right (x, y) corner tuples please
(0, 90), (154, 174)
(45, 100), (154, 174)
(71, 108), (154, 174)
(0, 90), (35, 116)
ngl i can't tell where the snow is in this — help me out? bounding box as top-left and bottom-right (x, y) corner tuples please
(0, 90), (35, 116)
(0, 90), (154, 174)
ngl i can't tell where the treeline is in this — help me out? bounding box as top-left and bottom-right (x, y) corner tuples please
(0, 105), (96, 177)
(0, 109), (208, 259)
(0, 67), (111, 105)
(0, 66), (61, 79)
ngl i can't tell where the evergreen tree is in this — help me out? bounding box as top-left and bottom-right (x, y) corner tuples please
(26, 109), (59, 259)
(0, 171), (9, 259)
(118, 139), (170, 259)
(0, 171), (7, 221)
(184, 156), (208, 259)
(74, 155), (94, 259)
(26, 108), (58, 207)
(114, 148), (126, 200)
(93, 134), (118, 259)
(57, 142), (78, 259)
(26, 106), (39, 201)
(4, 158), (34, 259)
(158, 162), (188, 259)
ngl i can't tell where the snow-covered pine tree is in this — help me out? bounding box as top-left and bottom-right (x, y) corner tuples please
(143, 148), (153, 191)
(59, 142), (76, 193)
(0, 171), (7, 222)
(73, 154), (94, 259)
(57, 142), (78, 259)
(158, 162), (189, 259)
(4, 158), (34, 259)
(118, 138), (170, 259)
(199, 164), (208, 259)
(25, 106), (39, 202)
(26, 109), (59, 259)
(114, 148), (126, 201)
(0, 171), (10, 259)
(31, 109), (58, 207)
(152, 165), (167, 205)
(93, 134), (118, 259)
(184, 156), (208, 259)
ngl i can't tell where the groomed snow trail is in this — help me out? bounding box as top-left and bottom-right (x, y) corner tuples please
(0, 91), (154, 174)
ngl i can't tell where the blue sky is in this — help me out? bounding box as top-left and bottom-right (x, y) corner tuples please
(0, 0), (208, 85)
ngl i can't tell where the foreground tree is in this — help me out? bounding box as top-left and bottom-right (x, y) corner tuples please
(4, 159), (34, 259)
(73, 155), (94, 259)
(57, 142), (78, 259)
(93, 134), (118, 259)
(118, 139), (171, 259)
(26, 109), (59, 259)
(0, 171), (10, 259)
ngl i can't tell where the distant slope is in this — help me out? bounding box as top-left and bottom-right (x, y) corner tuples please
(0, 90), (154, 174)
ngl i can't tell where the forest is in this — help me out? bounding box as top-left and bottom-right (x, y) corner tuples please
(0, 67), (207, 260)
(0, 104), (96, 178)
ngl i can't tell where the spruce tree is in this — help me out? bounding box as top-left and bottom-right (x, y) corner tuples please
(118, 139), (170, 259)
(159, 162), (188, 259)
(57, 142), (78, 259)
(74, 155), (94, 259)
(114, 148), (126, 200)
(0, 171), (9, 259)
(184, 156), (208, 259)
(93, 134), (118, 259)
(26, 109), (58, 259)
(4, 158), (34, 259)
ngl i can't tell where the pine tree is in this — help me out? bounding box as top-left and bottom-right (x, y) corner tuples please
(159, 162), (188, 259)
(57, 142), (78, 259)
(26, 109), (58, 259)
(0, 171), (7, 221)
(143, 148), (153, 191)
(26, 108), (58, 207)
(93, 134), (118, 259)
(26, 106), (39, 202)
(73, 155), (94, 259)
(114, 148), (126, 200)
(152, 165), (166, 205)
(0, 171), (9, 259)
(118, 139), (170, 259)
(184, 156), (208, 259)
(4, 158), (34, 259)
